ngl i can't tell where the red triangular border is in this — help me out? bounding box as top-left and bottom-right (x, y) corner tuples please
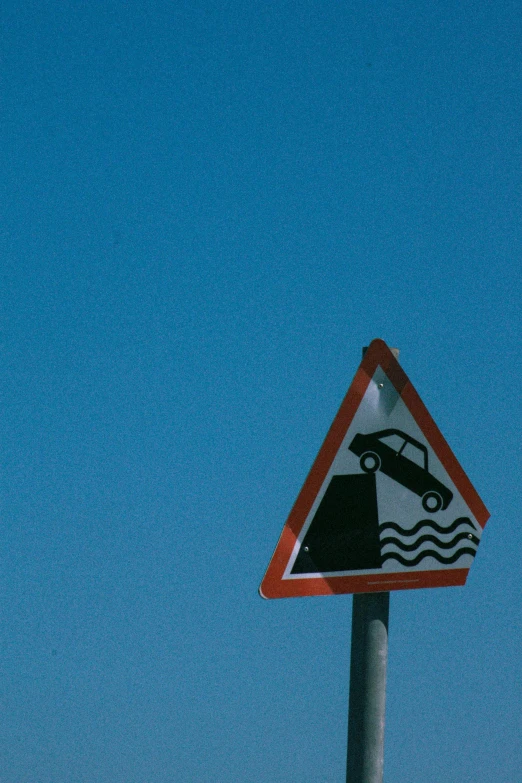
(259, 339), (490, 599)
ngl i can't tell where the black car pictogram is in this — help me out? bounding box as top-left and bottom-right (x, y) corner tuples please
(348, 429), (453, 513)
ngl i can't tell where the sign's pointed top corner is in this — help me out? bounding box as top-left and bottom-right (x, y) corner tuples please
(366, 338), (394, 355)
(361, 340), (402, 373)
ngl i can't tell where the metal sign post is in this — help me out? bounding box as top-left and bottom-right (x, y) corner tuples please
(345, 348), (392, 783)
(346, 591), (389, 783)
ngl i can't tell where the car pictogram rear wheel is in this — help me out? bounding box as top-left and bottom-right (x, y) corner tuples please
(422, 491), (443, 513)
(360, 452), (381, 473)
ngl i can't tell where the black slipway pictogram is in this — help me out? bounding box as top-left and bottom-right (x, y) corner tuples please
(291, 430), (479, 575)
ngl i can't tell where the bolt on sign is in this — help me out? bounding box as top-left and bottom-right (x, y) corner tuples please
(260, 339), (490, 599)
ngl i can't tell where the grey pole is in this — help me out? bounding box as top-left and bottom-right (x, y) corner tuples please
(346, 345), (395, 783)
(346, 591), (389, 783)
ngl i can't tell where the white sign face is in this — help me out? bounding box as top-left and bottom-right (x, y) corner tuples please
(260, 340), (489, 599)
(284, 365), (481, 580)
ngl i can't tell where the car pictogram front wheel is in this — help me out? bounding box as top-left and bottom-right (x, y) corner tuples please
(360, 452), (381, 473)
(422, 491), (443, 513)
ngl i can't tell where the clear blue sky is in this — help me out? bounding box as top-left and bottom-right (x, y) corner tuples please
(2, 1), (521, 781)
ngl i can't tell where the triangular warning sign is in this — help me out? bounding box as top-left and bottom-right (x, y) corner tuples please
(260, 339), (490, 598)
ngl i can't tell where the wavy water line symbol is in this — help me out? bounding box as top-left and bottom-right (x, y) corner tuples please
(380, 531), (480, 552)
(379, 516), (479, 567)
(381, 548), (478, 567)
(379, 517), (478, 537)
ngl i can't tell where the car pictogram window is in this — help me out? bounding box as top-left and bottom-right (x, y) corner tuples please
(379, 433), (404, 452)
(402, 441), (426, 469)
